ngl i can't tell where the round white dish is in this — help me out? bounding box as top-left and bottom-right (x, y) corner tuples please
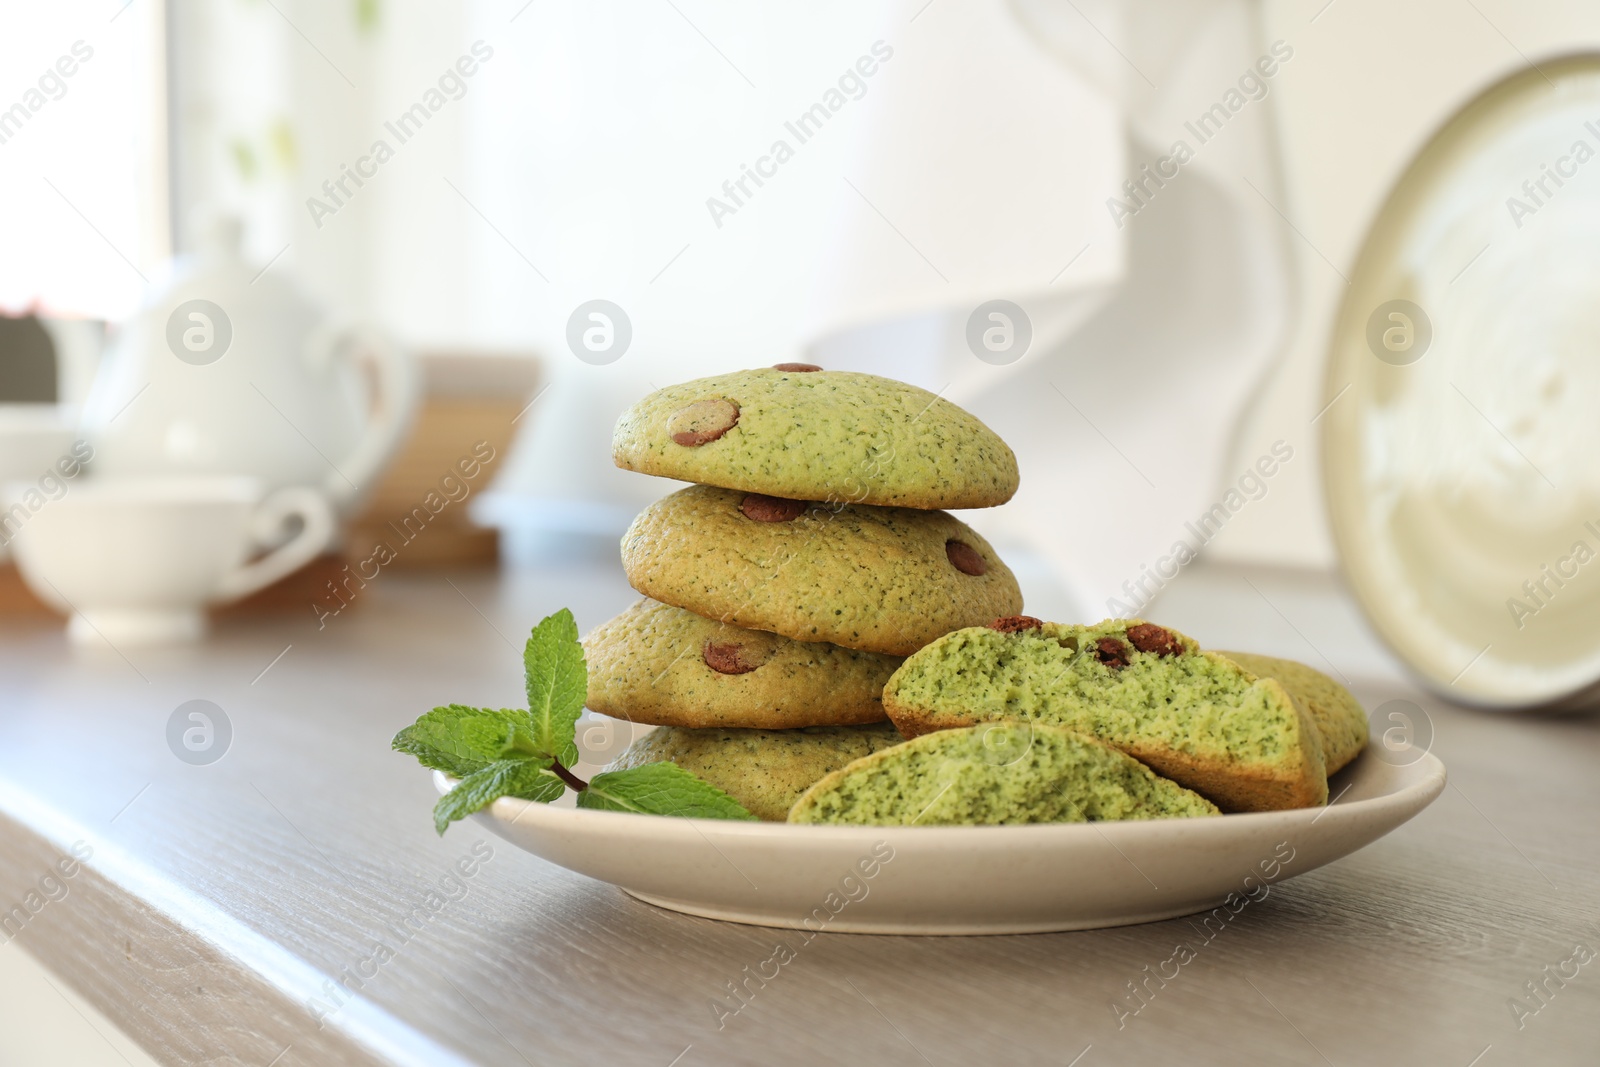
(434, 749), (1445, 935)
(1322, 54), (1600, 710)
(0, 403), (78, 563)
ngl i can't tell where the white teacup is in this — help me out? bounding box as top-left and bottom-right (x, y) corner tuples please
(7, 477), (335, 646)
(0, 403), (83, 562)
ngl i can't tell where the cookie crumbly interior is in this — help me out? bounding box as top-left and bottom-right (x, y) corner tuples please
(789, 724), (1220, 825)
(888, 624), (1303, 762)
(882, 619), (1329, 812)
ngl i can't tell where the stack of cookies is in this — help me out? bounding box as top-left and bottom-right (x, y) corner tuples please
(582, 364), (1023, 818)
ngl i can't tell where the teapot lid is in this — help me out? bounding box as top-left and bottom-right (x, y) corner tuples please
(150, 207), (308, 315)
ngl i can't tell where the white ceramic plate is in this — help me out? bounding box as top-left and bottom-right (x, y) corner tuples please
(1323, 54), (1600, 710)
(434, 749), (1445, 935)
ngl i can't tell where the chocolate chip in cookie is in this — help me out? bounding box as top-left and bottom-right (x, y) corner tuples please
(1126, 623), (1182, 657)
(702, 640), (766, 675)
(946, 540), (987, 576)
(1093, 637), (1131, 669)
(740, 494), (809, 523)
(669, 398), (740, 446)
(990, 615), (1043, 634)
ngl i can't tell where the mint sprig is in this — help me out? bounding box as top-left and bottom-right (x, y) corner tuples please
(578, 762), (758, 819)
(523, 608), (586, 768)
(430, 759), (566, 834)
(392, 608), (756, 832)
(392, 705), (542, 776)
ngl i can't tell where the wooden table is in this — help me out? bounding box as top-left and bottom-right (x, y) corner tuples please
(1, 557), (1595, 1066)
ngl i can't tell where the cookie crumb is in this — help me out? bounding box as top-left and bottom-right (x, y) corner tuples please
(772, 362), (822, 372)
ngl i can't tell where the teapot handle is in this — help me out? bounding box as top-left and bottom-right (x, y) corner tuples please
(308, 324), (420, 512)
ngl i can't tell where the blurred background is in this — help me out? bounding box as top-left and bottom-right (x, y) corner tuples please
(3, 0), (1599, 1059)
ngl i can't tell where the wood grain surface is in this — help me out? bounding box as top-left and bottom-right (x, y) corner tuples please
(0, 559), (1595, 1066)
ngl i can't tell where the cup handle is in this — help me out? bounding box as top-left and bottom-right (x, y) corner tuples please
(308, 324), (420, 513)
(213, 487), (336, 603)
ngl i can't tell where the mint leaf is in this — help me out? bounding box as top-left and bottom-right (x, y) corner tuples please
(576, 762), (758, 820)
(433, 759), (567, 834)
(392, 705), (541, 776)
(523, 608), (586, 766)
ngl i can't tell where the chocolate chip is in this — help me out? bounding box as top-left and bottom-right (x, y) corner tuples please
(669, 398), (740, 446)
(1126, 622), (1183, 657)
(740, 494), (809, 522)
(946, 540), (987, 576)
(702, 641), (761, 675)
(772, 362), (822, 372)
(990, 615), (1043, 634)
(1093, 637), (1131, 669)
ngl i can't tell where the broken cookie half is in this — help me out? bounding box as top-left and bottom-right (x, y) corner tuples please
(882, 618), (1329, 813)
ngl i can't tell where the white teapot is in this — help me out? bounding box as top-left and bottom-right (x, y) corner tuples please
(80, 215), (418, 516)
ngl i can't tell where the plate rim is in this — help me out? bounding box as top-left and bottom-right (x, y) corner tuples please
(432, 750), (1447, 839)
